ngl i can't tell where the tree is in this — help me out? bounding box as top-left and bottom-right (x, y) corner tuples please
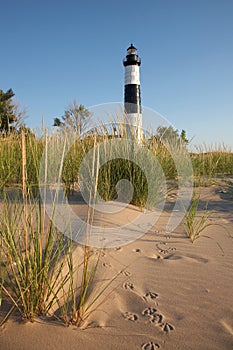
(156, 125), (180, 143)
(180, 129), (189, 144)
(53, 100), (92, 138)
(155, 126), (189, 144)
(12, 100), (27, 131)
(0, 88), (16, 133)
(0, 88), (26, 134)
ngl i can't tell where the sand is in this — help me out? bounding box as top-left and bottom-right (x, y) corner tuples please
(0, 182), (233, 350)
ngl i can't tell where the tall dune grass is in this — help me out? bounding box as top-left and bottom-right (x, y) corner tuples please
(0, 126), (232, 325)
(0, 130), (112, 327)
(191, 144), (233, 185)
(1, 131), (232, 196)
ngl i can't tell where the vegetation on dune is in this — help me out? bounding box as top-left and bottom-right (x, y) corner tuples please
(0, 92), (232, 326)
(0, 129), (119, 327)
(183, 190), (214, 242)
(53, 99), (93, 140)
(191, 144), (233, 185)
(0, 88), (26, 135)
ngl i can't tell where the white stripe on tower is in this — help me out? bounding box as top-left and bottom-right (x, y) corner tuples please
(123, 44), (142, 141)
(124, 65), (140, 85)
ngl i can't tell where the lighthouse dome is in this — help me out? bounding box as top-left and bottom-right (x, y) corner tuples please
(127, 44), (137, 55)
(123, 43), (141, 66)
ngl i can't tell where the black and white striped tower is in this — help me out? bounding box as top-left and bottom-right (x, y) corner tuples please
(123, 44), (142, 141)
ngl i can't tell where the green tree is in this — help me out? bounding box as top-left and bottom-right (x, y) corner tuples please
(0, 88), (16, 133)
(180, 129), (189, 144)
(53, 100), (92, 138)
(0, 89), (25, 134)
(156, 125), (180, 143)
(155, 126), (189, 145)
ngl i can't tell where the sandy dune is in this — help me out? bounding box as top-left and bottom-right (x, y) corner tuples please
(0, 183), (233, 350)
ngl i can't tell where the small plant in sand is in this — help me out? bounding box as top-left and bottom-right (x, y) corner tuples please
(183, 190), (213, 242)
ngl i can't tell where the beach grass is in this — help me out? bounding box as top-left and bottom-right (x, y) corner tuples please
(0, 130), (110, 327)
(0, 126), (232, 326)
(183, 190), (214, 242)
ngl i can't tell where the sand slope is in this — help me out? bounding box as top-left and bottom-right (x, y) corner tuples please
(1, 184), (233, 350)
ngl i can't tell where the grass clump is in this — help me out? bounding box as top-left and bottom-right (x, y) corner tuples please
(0, 191), (122, 327)
(98, 158), (149, 208)
(0, 193), (67, 321)
(0, 130), (109, 328)
(183, 190), (214, 242)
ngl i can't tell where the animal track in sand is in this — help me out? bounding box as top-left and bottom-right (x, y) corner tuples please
(141, 342), (160, 349)
(150, 313), (163, 325)
(155, 242), (176, 255)
(123, 312), (138, 322)
(102, 262), (111, 268)
(123, 282), (135, 291)
(142, 308), (163, 325)
(123, 282), (175, 337)
(143, 291), (158, 301)
(122, 270), (132, 277)
(133, 248), (141, 253)
(142, 307), (157, 317)
(160, 322), (174, 333)
(122, 282), (142, 297)
(142, 302), (174, 332)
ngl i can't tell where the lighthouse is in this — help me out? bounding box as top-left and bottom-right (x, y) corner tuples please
(123, 44), (142, 141)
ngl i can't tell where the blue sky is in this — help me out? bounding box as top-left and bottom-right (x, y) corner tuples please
(1, 0), (233, 148)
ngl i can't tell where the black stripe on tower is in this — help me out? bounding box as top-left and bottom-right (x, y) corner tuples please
(124, 84), (142, 114)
